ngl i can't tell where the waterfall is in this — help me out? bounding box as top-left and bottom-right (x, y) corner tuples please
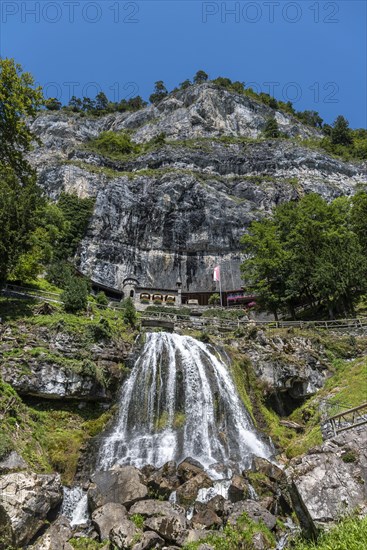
(97, 332), (271, 473)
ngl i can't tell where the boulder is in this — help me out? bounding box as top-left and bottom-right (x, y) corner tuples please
(145, 461), (181, 498)
(131, 531), (164, 550)
(30, 516), (73, 550)
(177, 458), (205, 482)
(176, 472), (212, 505)
(191, 508), (222, 529)
(227, 474), (251, 503)
(144, 508), (187, 543)
(129, 499), (185, 518)
(110, 518), (141, 549)
(92, 502), (128, 540)
(0, 451), (28, 474)
(88, 466), (148, 512)
(227, 501), (277, 531)
(194, 495), (230, 518)
(0, 472), (63, 548)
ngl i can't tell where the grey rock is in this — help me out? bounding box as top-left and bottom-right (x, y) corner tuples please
(144, 513), (187, 545)
(227, 500), (277, 531)
(175, 472), (212, 505)
(287, 427), (367, 534)
(191, 508), (222, 529)
(129, 499), (185, 518)
(92, 502), (128, 540)
(30, 516), (73, 550)
(0, 451), (28, 474)
(110, 517), (141, 549)
(227, 474), (251, 503)
(88, 466), (148, 512)
(0, 472), (63, 548)
(131, 531), (164, 550)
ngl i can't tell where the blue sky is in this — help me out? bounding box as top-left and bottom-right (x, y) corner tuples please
(1, 0), (366, 127)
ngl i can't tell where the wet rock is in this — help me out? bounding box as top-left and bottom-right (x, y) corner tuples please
(92, 502), (128, 540)
(145, 461), (181, 498)
(177, 458), (205, 482)
(30, 516), (73, 550)
(0, 472), (63, 548)
(110, 518), (141, 549)
(88, 466), (148, 512)
(0, 451), (28, 474)
(176, 472), (212, 505)
(227, 474), (251, 503)
(227, 500), (277, 531)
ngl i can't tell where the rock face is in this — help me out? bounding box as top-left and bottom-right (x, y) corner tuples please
(236, 329), (331, 414)
(0, 472), (63, 549)
(0, 322), (130, 400)
(29, 83), (366, 292)
(287, 427), (367, 534)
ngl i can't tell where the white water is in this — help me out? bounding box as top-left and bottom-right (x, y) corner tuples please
(61, 486), (89, 527)
(97, 332), (271, 472)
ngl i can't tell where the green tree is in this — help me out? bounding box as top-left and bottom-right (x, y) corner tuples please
(122, 297), (137, 327)
(179, 79), (192, 90)
(208, 293), (220, 306)
(56, 193), (95, 260)
(0, 59), (44, 285)
(82, 97), (95, 112)
(193, 70), (209, 84)
(263, 117), (280, 138)
(331, 115), (352, 145)
(69, 96), (82, 112)
(61, 276), (89, 313)
(149, 81), (168, 104)
(45, 97), (62, 111)
(0, 58), (43, 178)
(95, 91), (108, 111)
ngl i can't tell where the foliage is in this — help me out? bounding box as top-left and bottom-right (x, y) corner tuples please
(56, 192), (95, 259)
(184, 512), (275, 549)
(149, 80), (168, 104)
(241, 193), (367, 319)
(86, 130), (137, 158)
(208, 293), (221, 306)
(193, 70), (209, 84)
(69, 537), (107, 549)
(61, 277), (89, 313)
(121, 297), (137, 327)
(0, 58), (44, 178)
(45, 97), (62, 110)
(95, 291), (108, 306)
(263, 117), (280, 138)
(131, 514), (145, 529)
(293, 515), (367, 550)
(0, 59), (45, 285)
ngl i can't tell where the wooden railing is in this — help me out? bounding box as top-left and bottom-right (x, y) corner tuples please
(2, 284), (367, 332)
(325, 403), (367, 437)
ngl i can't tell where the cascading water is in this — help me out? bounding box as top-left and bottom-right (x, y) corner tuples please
(97, 332), (271, 473)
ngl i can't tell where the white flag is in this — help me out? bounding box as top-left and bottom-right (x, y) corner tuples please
(213, 265), (220, 282)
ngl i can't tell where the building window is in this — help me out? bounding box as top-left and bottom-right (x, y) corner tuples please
(130, 290), (134, 298)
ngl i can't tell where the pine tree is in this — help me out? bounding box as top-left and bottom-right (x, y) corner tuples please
(331, 115), (352, 145)
(263, 117), (280, 138)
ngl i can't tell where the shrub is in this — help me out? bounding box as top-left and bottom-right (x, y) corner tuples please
(95, 291), (108, 306)
(88, 318), (112, 341)
(61, 277), (89, 313)
(263, 117), (280, 138)
(208, 293), (220, 306)
(87, 131), (136, 158)
(122, 297), (137, 328)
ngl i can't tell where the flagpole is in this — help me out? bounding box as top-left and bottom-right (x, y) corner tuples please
(219, 263), (222, 308)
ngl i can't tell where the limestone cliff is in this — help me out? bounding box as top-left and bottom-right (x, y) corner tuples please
(29, 84), (366, 292)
